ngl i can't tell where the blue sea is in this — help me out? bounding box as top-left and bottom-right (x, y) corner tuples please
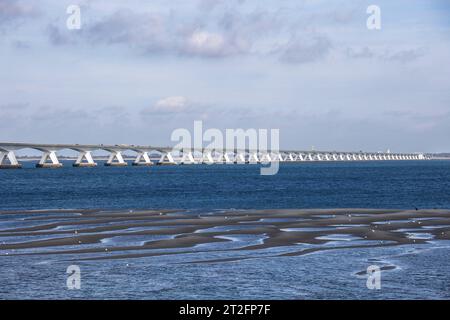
(1, 160), (450, 210)
(1, 160), (450, 299)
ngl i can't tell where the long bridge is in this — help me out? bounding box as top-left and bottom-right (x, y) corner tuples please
(0, 142), (428, 169)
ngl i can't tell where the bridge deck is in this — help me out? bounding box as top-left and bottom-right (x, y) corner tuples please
(0, 142), (427, 169)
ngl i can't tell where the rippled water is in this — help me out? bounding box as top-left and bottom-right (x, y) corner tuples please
(1, 160), (450, 210)
(2, 240), (450, 299)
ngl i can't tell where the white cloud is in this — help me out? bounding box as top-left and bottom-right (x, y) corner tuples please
(153, 96), (189, 113)
(185, 31), (226, 56)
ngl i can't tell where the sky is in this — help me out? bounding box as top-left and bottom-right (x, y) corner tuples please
(1, 0), (450, 153)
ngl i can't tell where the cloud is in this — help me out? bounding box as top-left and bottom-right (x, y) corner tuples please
(197, 0), (246, 12)
(140, 97), (243, 122)
(279, 34), (332, 64)
(87, 9), (168, 49)
(0, 0), (38, 28)
(345, 46), (375, 59)
(183, 30), (248, 57)
(47, 24), (73, 46)
(46, 9), (169, 50)
(43, 4), (365, 65)
(142, 96), (210, 118)
(47, 8), (251, 58)
(186, 31), (226, 55)
(153, 96), (190, 113)
(44, 5), (288, 60)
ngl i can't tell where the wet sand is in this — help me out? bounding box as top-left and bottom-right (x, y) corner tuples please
(1, 208), (450, 263)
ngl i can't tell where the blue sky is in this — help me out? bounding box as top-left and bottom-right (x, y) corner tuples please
(1, 0), (449, 152)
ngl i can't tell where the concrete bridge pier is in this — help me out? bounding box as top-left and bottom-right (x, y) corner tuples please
(73, 151), (97, 167)
(105, 151), (127, 167)
(260, 153), (272, 163)
(201, 152), (214, 164)
(36, 151), (62, 168)
(0, 151), (22, 169)
(133, 152), (153, 166)
(157, 152), (176, 165)
(180, 152), (196, 165)
(248, 152), (260, 164)
(234, 153), (247, 164)
(0, 143), (430, 168)
(212, 152), (224, 164)
(216, 152), (233, 164)
(224, 152), (234, 164)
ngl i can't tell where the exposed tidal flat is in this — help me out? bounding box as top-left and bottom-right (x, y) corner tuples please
(1, 208), (450, 299)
